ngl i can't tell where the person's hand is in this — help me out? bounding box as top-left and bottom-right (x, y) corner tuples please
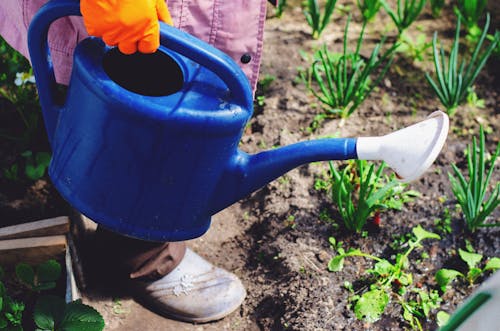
(81, 0), (173, 54)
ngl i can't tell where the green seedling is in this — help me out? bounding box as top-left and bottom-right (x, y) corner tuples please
(425, 14), (500, 115)
(303, 0), (338, 39)
(357, 0), (382, 22)
(323, 160), (417, 233)
(448, 126), (500, 232)
(16, 259), (61, 292)
(380, 0), (426, 35)
(21, 151), (51, 181)
(455, 0), (487, 39)
(303, 15), (397, 120)
(430, 0), (445, 17)
(434, 206), (452, 234)
(275, 0), (287, 17)
(397, 32), (432, 62)
(329, 226), (441, 329)
(466, 87), (485, 108)
(436, 248), (500, 291)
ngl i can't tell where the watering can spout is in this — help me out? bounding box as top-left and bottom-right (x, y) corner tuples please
(209, 139), (358, 214)
(356, 111), (449, 182)
(211, 111), (449, 214)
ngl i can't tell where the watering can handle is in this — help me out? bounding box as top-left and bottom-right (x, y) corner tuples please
(28, 0), (81, 145)
(158, 22), (254, 110)
(28, 0), (254, 146)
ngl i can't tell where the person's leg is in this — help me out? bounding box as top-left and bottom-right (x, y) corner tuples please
(93, 226), (246, 323)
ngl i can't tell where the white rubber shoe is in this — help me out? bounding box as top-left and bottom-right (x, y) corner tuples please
(132, 248), (246, 323)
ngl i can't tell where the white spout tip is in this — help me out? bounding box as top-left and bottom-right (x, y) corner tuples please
(357, 111), (449, 182)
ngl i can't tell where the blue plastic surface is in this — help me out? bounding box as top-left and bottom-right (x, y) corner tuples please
(28, 0), (358, 241)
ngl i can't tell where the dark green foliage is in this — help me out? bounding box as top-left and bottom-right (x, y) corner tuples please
(381, 0), (426, 35)
(303, 0), (338, 39)
(425, 14), (500, 114)
(448, 126), (500, 232)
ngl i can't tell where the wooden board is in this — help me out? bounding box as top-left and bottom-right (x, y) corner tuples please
(0, 216), (69, 240)
(0, 235), (67, 266)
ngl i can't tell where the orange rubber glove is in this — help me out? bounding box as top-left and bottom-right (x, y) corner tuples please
(81, 0), (173, 54)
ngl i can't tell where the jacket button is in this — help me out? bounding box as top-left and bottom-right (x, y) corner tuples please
(240, 53), (252, 64)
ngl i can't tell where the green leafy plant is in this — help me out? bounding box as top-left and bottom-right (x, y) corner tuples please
(0, 38), (44, 149)
(397, 32), (433, 62)
(436, 248), (500, 291)
(322, 160), (418, 233)
(380, 0), (426, 35)
(303, 15), (397, 120)
(425, 14), (500, 115)
(0, 261), (105, 331)
(0, 267), (25, 331)
(448, 126), (500, 232)
(430, 0), (445, 17)
(34, 295), (104, 331)
(303, 0), (338, 39)
(455, 0), (487, 38)
(357, 0), (382, 22)
(16, 260), (61, 292)
(20, 151), (51, 181)
(329, 226), (442, 329)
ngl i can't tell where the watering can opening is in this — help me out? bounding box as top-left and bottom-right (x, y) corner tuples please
(102, 48), (184, 97)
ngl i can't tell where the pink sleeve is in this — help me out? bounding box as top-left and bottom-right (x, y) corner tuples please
(0, 0), (267, 92)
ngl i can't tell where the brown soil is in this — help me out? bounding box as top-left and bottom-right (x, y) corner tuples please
(1, 1), (500, 330)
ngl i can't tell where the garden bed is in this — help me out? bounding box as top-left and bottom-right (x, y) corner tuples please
(1, 0), (500, 330)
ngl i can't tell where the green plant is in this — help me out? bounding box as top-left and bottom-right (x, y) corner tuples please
(0, 267), (25, 331)
(397, 32), (433, 62)
(380, 0), (426, 35)
(448, 126), (500, 232)
(430, 0), (445, 17)
(0, 261), (105, 331)
(329, 226), (442, 329)
(21, 151), (51, 181)
(425, 14), (500, 115)
(275, 0), (287, 17)
(16, 260), (61, 292)
(357, 0), (382, 22)
(455, 0), (487, 37)
(324, 160), (417, 232)
(34, 295), (104, 331)
(303, 15), (397, 119)
(434, 206), (452, 234)
(303, 0), (338, 39)
(436, 248), (500, 291)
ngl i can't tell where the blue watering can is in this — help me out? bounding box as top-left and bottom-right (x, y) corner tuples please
(28, 0), (449, 241)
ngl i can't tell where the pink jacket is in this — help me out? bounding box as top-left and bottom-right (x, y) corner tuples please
(0, 0), (268, 91)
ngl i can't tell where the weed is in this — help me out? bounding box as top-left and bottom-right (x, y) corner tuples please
(397, 32), (433, 62)
(329, 226), (442, 328)
(425, 14), (500, 115)
(436, 248), (500, 291)
(303, 0), (338, 39)
(448, 126), (500, 232)
(434, 206), (452, 234)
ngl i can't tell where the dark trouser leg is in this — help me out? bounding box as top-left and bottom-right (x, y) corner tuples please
(93, 226), (186, 281)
